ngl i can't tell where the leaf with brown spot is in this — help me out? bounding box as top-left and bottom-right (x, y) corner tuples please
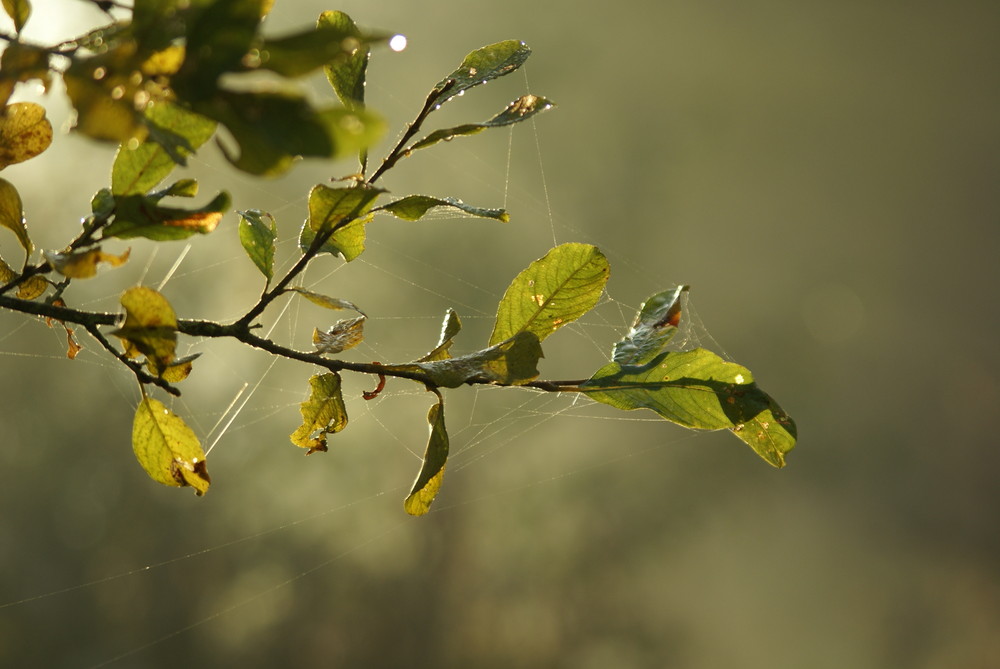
(111, 286), (178, 375)
(43, 246), (130, 279)
(290, 373), (348, 454)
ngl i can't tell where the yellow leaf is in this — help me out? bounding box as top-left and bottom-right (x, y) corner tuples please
(0, 255), (47, 299)
(112, 286), (178, 374)
(133, 396), (210, 495)
(404, 398), (449, 516)
(0, 177), (31, 255)
(0, 102), (52, 168)
(290, 373), (347, 454)
(43, 246), (130, 279)
(287, 286), (365, 315)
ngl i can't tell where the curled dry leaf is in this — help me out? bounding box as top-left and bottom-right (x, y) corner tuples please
(313, 316), (366, 354)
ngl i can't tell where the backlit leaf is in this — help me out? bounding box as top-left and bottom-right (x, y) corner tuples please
(0, 102), (52, 168)
(286, 287), (364, 315)
(395, 330), (541, 388)
(320, 11), (368, 110)
(417, 308), (462, 362)
(0, 177), (31, 255)
(173, 0), (265, 97)
(408, 94), (555, 153)
(160, 353), (201, 384)
(489, 242), (609, 346)
(404, 396), (449, 516)
(299, 184), (382, 261)
(112, 103), (218, 196)
(237, 209), (276, 282)
(0, 256), (46, 299)
(2, 0), (31, 33)
(112, 286), (178, 375)
(376, 195), (509, 222)
(0, 43), (50, 107)
(313, 316), (366, 354)
(299, 216), (369, 261)
(254, 17), (383, 78)
(430, 40), (531, 107)
(290, 372), (348, 454)
(581, 348), (797, 467)
(612, 286), (689, 366)
(199, 91), (385, 176)
(133, 396), (210, 495)
(43, 246), (130, 279)
(102, 191), (230, 241)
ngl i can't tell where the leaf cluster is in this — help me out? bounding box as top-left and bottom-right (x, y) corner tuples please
(0, 3), (796, 512)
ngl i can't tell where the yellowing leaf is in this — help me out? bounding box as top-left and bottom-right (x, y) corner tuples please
(404, 397), (449, 516)
(112, 286), (178, 375)
(0, 255), (46, 299)
(313, 316), (366, 354)
(287, 286), (364, 315)
(160, 353), (201, 383)
(133, 396), (210, 495)
(0, 177), (31, 255)
(290, 373), (348, 454)
(0, 102), (52, 168)
(43, 246), (130, 279)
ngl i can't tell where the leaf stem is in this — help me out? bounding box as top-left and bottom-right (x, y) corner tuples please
(367, 79), (455, 184)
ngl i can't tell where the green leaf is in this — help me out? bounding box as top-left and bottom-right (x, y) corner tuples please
(290, 372), (348, 454)
(0, 177), (31, 256)
(298, 184), (382, 261)
(111, 286), (178, 375)
(112, 102), (217, 196)
(395, 330), (542, 388)
(0, 102), (53, 168)
(404, 396), (449, 516)
(102, 191), (230, 241)
(417, 308), (462, 362)
(613, 286), (689, 366)
(199, 91), (384, 176)
(430, 40), (532, 107)
(489, 242), (610, 346)
(173, 0), (266, 98)
(376, 195), (509, 223)
(320, 11), (368, 110)
(2, 0), (31, 34)
(408, 94), (555, 153)
(580, 349), (797, 467)
(133, 396), (210, 495)
(254, 16), (384, 79)
(237, 209), (276, 283)
(286, 287), (364, 315)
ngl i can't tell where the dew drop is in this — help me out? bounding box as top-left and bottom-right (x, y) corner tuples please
(92, 67), (107, 80)
(734, 373), (745, 384)
(389, 34), (407, 52)
(110, 86), (125, 100)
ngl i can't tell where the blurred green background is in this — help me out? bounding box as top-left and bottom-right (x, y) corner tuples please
(2, 1), (999, 667)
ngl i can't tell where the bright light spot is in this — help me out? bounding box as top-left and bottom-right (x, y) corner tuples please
(734, 374), (745, 384)
(389, 34), (407, 52)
